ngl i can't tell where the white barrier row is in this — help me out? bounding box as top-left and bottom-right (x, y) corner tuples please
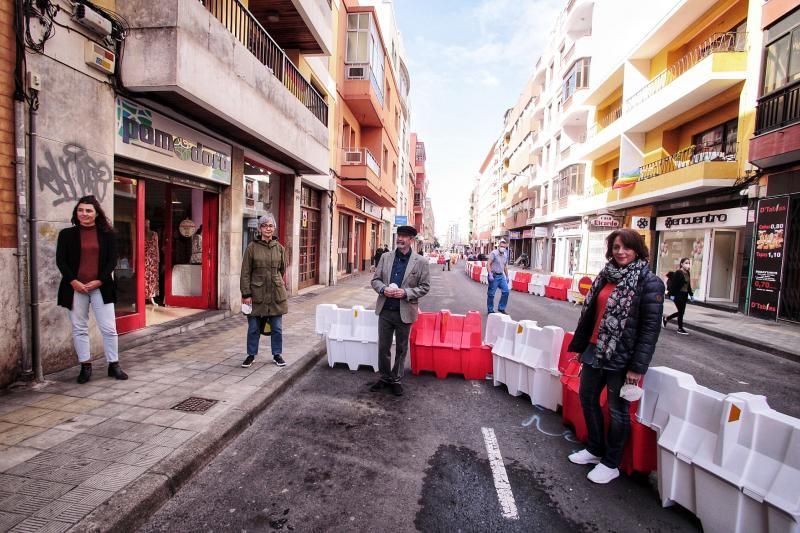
(528, 273), (549, 296)
(638, 367), (800, 533)
(315, 304), (379, 372)
(487, 314), (564, 411)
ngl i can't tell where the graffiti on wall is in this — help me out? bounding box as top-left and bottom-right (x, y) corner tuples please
(38, 144), (113, 206)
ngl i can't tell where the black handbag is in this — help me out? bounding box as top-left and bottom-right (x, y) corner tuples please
(257, 316), (272, 336)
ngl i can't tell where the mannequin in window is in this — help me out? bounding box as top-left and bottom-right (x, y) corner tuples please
(191, 225), (203, 265)
(144, 218), (160, 307)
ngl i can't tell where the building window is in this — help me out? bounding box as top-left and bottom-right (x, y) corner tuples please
(563, 58), (591, 102)
(346, 12), (384, 104)
(415, 142), (425, 163)
(762, 10), (800, 95)
(383, 146), (388, 171)
(555, 164), (585, 199)
(692, 119), (738, 154)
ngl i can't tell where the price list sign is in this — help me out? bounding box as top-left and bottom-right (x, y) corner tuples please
(750, 197), (790, 320)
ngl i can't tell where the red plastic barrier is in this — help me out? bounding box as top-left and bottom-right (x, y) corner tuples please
(511, 271), (532, 292)
(471, 266), (482, 282)
(560, 360), (657, 475)
(558, 332), (575, 374)
(545, 276), (572, 301)
(410, 311), (492, 380)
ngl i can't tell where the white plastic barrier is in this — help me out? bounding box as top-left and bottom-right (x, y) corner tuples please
(520, 323), (565, 411)
(320, 305), (379, 372)
(483, 312), (512, 347)
(507, 271), (518, 284)
(638, 367), (800, 533)
(490, 318), (564, 410)
(528, 273), (550, 296)
(315, 304), (338, 337)
(480, 267), (488, 285)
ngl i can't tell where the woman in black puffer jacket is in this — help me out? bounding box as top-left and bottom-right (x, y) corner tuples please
(566, 229), (664, 484)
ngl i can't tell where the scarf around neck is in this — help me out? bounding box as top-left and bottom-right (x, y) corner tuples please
(583, 258), (648, 360)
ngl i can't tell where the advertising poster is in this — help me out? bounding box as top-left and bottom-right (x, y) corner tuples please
(750, 197), (790, 320)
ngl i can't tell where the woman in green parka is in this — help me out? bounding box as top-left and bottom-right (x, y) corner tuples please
(240, 213), (288, 368)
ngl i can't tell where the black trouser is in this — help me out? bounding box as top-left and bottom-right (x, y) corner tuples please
(667, 293), (689, 329)
(579, 356), (630, 469)
(377, 308), (411, 384)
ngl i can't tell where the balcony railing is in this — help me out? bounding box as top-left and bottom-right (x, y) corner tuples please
(639, 142), (738, 181)
(755, 79), (800, 135)
(342, 148), (381, 176)
(587, 104), (623, 138)
(624, 32), (747, 113)
(345, 63), (385, 107)
(201, 0), (328, 125)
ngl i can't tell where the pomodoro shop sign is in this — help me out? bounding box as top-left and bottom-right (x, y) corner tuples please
(115, 97), (232, 185)
(656, 208), (746, 231)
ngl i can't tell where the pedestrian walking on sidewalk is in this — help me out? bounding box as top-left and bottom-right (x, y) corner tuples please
(664, 258), (693, 335)
(370, 225), (431, 396)
(566, 229), (664, 484)
(487, 239), (510, 314)
(56, 195), (128, 384)
(240, 214), (288, 368)
(373, 245), (386, 269)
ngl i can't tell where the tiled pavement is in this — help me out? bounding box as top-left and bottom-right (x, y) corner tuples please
(0, 276), (376, 533)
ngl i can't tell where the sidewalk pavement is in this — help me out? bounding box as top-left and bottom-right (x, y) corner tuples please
(506, 267), (800, 363)
(0, 276), (377, 533)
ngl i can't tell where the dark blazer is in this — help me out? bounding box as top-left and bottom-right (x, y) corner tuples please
(568, 268), (665, 375)
(56, 225), (118, 309)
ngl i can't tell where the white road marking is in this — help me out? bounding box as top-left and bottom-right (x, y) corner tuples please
(481, 427), (519, 520)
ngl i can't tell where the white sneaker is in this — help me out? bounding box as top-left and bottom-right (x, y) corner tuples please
(568, 449), (601, 465)
(587, 463), (620, 484)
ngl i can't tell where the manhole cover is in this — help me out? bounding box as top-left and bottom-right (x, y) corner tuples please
(171, 397), (218, 414)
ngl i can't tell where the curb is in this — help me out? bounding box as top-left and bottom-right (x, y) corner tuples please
(70, 339), (328, 533)
(685, 324), (800, 364)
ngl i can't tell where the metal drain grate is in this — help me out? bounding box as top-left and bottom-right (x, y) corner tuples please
(171, 397), (218, 414)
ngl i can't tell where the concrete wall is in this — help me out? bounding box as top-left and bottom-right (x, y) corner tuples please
(0, 0), (20, 387)
(118, 0), (329, 175)
(26, 34), (117, 374)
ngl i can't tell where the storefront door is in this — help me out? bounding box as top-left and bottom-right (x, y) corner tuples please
(114, 176), (145, 333)
(164, 185), (218, 309)
(354, 221), (365, 271)
(708, 230), (738, 302)
(299, 186), (321, 290)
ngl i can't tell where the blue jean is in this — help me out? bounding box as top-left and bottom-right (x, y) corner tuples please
(246, 315), (283, 357)
(578, 345), (630, 469)
(487, 273), (509, 313)
(69, 289), (118, 363)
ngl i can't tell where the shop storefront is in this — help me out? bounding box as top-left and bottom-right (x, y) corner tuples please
(509, 230), (523, 261)
(532, 226), (551, 271)
(553, 221), (583, 276)
(586, 214), (623, 275)
(655, 207), (747, 305)
(114, 97), (230, 333)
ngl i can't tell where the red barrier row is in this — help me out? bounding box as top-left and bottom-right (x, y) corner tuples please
(545, 276), (572, 301)
(410, 311), (493, 380)
(511, 271), (531, 292)
(558, 332), (657, 475)
(471, 266), (482, 282)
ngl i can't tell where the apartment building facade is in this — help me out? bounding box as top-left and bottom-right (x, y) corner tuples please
(6, 0), (333, 383)
(747, 0), (800, 321)
(485, 0), (765, 314)
(331, 0), (406, 277)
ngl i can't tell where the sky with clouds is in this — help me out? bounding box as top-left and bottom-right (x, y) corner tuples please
(393, 0), (564, 241)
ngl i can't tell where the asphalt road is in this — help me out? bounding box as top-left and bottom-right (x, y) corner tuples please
(139, 262), (799, 532)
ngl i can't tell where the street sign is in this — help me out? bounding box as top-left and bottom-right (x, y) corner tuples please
(394, 215), (408, 225)
(578, 276), (593, 296)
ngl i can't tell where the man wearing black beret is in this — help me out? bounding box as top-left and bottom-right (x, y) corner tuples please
(370, 225), (431, 396)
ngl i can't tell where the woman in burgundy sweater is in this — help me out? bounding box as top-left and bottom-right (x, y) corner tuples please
(56, 196), (128, 384)
(566, 229), (664, 484)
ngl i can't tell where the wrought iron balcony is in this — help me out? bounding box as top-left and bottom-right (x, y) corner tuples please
(201, 0), (328, 125)
(639, 142), (738, 181)
(624, 32), (746, 113)
(755, 80), (800, 135)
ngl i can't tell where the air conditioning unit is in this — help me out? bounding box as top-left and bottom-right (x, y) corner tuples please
(344, 150), (362, 164)
(346, 66), (366, 79)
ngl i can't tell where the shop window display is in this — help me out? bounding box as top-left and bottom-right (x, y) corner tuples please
(658, 230), (705, 296)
